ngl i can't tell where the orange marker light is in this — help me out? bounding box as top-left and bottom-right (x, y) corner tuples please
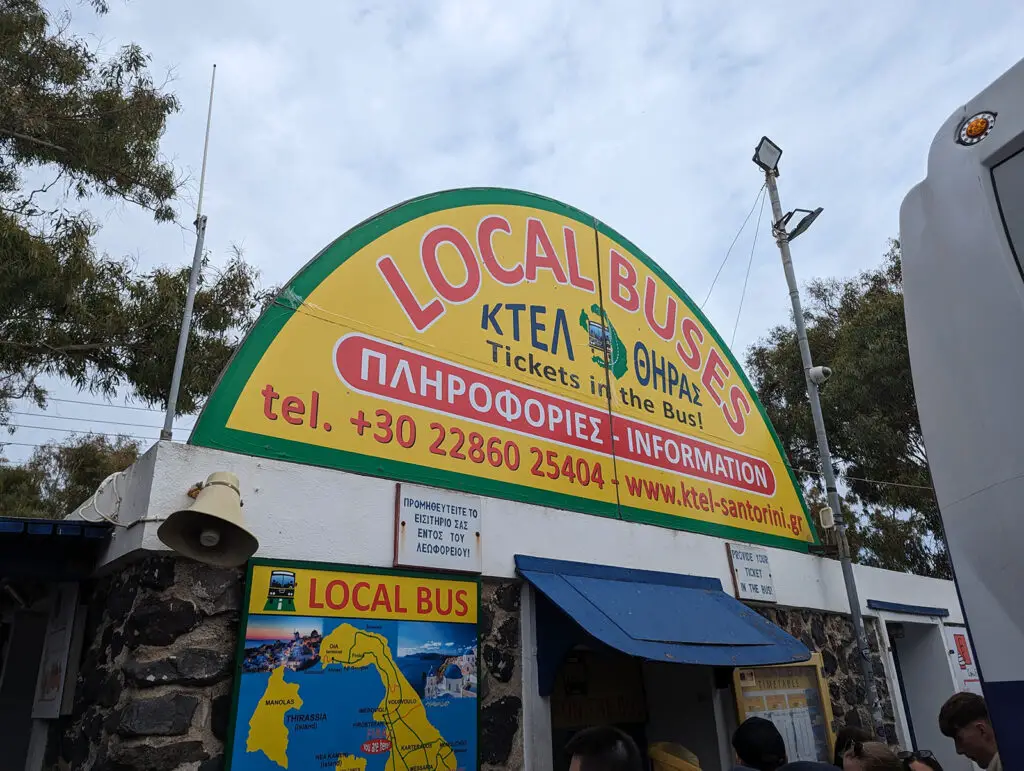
(965, 117), (989, 138)
(957, 111), (996, 146)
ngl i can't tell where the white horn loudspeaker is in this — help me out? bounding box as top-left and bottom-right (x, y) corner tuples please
(157, 471), (259, 567)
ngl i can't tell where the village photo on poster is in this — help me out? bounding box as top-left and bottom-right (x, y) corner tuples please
(241, 615), (477, 699)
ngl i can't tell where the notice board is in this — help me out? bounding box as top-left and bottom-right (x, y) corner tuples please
(733, 653), (835, 763)
(943, 625), (983, 696)
(225, 559), (480, 771)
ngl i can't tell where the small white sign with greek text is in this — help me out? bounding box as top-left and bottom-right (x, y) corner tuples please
(394, 483), (483, 573)
(728, 543), (776, 602)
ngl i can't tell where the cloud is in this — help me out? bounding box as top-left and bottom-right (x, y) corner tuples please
(397, 640), (442, 656)
(10, 0), (1024, 462)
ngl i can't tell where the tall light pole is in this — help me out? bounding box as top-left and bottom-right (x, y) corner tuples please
(752, 136), (884, 734)
(162, 64), (217, 441)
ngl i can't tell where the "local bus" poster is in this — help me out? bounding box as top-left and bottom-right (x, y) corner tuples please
(225, 560), (480, 771)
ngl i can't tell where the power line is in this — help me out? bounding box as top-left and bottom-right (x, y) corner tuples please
(701, 183), (767, 309)
(8, 405), (933, 493)
(26, 396), (165, 413)
(0, 440), (67, 450)
(788, 465), (935, 492)
(9, 419), (929, 493)
(7, 410), (192, 431)
(730, 187), (768, 348)
(7, 423), (168, 442)
(269, 293), (935, 495)
(0, 425), (933, 493)
(0, 438), (183, 451)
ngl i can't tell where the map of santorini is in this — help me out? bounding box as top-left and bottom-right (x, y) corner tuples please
(227, 567), (478, 771)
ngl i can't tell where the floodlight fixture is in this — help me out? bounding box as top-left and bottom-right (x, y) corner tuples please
(753, 136), (782, 174)
(787, 207), (823, 242)
(774, 207), (823, 242)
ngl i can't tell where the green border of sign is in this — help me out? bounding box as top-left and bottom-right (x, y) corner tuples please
(223, 558), (483, 771)
(191, 188), (816, 551)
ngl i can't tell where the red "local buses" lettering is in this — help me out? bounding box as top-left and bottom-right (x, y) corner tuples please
(609, 249), (752, 435)
(378, 213), (753, 437)
(377, 216), (597, 332)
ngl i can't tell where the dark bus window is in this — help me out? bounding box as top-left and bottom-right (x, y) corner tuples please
(991, 147), (1024, 275)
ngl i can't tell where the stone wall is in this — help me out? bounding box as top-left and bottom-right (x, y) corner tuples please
(46, 556), (242, 771)
(50, 558), (892, 769)
(43, 558), (525, 771)
(479, 579), (524, 771)
(756, 605), (899, 743)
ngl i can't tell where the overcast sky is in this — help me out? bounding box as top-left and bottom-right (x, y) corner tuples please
(6, 1), (1024, 463)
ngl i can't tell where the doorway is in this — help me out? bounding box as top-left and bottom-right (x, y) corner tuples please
(0, 612), (47, 771)
(548, 647), (724, 771)
(887, 621), (971, 771)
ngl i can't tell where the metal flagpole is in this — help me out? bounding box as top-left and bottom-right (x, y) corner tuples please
(762, 165), (885, 734)
(162, 64), (217, 441)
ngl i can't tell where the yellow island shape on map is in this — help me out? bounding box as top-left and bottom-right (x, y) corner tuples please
(337, 754), (369, 771)
(247, 665), (303, 768)
(320, 624), (457, 771)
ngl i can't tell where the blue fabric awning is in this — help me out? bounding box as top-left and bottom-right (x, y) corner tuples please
(0, 518), (113, 580)
(516, 555), (810, 694)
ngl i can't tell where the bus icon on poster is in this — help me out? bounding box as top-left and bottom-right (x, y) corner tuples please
(587, 319), (612, 358)
(264, 570), (297, 612)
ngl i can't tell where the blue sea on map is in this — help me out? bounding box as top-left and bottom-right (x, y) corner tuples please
(229, 616), (477, 771)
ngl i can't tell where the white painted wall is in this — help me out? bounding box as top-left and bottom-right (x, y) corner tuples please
(520, 585), (554, 771)
(713, 683), (739, 771)
(70, 441), (963, 623)
(66, 442), (974, 771)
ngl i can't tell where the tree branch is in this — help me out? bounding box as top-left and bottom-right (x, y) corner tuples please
(0, 127), (179, 222)
(0, 340), (119, 354)
(0, 127), (68, 155)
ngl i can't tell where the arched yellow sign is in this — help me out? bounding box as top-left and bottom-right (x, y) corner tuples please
(192, 189), (815, 548)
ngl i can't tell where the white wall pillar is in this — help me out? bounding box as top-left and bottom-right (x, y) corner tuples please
(521, 583), (553, 771)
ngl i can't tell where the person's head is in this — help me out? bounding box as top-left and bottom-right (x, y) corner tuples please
(938, 692), (999, 767)
(843, 741), (902, 771)
(834, 727), (874, 767)
(566, 726), (643, 771)
(733, 717), (787, 771)
(897, 749), (944, 771)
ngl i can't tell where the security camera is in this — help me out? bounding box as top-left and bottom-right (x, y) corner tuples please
(809, 365), (832, 385)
